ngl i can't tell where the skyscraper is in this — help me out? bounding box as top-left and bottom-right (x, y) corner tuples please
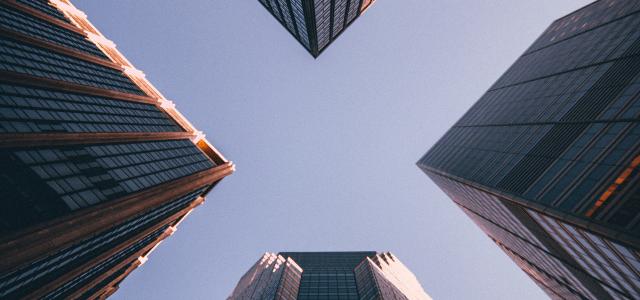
(418, 1), (640, 299)
(228, 251), (431, 300)
(0, 0), (233, 298)
(258, 0), (375, 57)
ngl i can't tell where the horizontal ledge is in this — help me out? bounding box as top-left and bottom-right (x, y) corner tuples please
(0, 71), (158, 104)
(0, 28), (121, 70)
(0, 131), (194, 148)
(1, 1), (85, 35)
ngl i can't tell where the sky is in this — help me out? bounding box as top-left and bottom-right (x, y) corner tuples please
(75, 1), (592, 299)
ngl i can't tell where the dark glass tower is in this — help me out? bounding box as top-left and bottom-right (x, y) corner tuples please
(0, 0), (233, 298)
(258, 0), (375, 57)
(418, 1), (640, 299)
(228, 252), (431, 299)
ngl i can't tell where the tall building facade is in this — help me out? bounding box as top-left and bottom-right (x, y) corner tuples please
(258, 0), (375, 57)
(228, 251), (431, 300)
(0, 0), (234, 298)
(418, 0), (640, 299)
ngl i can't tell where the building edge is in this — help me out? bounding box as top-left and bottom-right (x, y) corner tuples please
(0, 0), (235, 296)
(49, 0), (232, 167)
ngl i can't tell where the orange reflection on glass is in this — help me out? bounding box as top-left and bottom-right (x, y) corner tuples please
(585, 155), (640, 218)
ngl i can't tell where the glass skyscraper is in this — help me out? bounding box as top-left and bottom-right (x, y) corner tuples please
(228, 251), (431, 300)
(0, 0), (233, 298)
(418, 1), (640, 299)
(258, 0), (375, 57)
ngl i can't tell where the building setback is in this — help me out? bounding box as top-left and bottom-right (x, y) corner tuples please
(228, 251), (431, 300)
(258, 0), (375, 57)
(0, 0), (233, 298)
(418, 0), (640, 299)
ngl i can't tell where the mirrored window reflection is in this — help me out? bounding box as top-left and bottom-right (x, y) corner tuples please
(529, 210), (640, 299)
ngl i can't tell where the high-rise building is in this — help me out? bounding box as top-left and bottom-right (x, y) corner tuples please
(228, 251), (431, 300)
(257, 0), (375, 57)
(0, 0), (234, 298)
(418, 1), (640, 299)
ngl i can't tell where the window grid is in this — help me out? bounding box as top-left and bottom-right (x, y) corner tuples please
(0, 83), (182, 133)
(0, 5), (107, 58)
(346, 0), (360, 24)
(528, 1), (640, 55)
(267, 0), (283, 22)
(16, 0), (71, 24)
(10, 140), (213, 211)
(419, 3), (640, 300)
(429, 174), (596, 299)
(332, 0), (348, 39)
(0, 37), (145, 95)
(0, 188), (206, 298)
(276, 0), (296, 36)
(44, 225), (169, 300)
(529, 210), (640, 299)
(290, 0), (310, 48)
(314, 0), (332, 50)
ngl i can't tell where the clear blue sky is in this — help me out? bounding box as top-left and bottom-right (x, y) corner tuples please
(75, 1), (591, 299)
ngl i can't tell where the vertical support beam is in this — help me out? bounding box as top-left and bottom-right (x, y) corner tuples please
(285, 0), (301, 38)
(303, 0), (320, 57)
(328, 0), (335, 39)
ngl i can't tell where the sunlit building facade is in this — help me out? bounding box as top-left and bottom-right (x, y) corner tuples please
(257, 0), (375, 57)
(418, 1), (640, 299)
(228, 251), (431, 300)
(0, 0), (233, 298)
